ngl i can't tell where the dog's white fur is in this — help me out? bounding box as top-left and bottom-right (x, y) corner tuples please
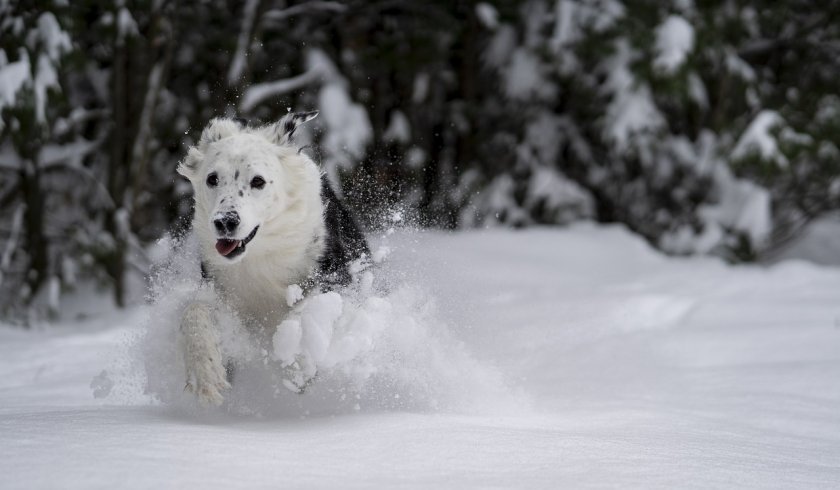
(177, 117), (326, 405)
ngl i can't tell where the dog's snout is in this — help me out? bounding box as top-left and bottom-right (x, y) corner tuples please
(213, 212), (240, 235)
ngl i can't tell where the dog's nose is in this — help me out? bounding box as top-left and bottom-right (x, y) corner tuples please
(213, 212), (240, 235)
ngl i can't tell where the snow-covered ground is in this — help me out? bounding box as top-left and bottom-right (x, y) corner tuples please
(2, 224), (840, 489)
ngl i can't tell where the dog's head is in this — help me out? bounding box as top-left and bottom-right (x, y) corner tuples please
(178, 112), (319, 264)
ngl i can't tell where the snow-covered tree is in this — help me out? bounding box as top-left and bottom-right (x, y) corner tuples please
(3, 0), (840, 318)
(0, 1), (88, 319)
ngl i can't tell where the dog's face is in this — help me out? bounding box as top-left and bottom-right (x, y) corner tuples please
(197, 136), (280, 261)
(178, 112), (318, 264)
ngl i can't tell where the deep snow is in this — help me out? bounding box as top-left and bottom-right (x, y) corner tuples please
(1, 225), (840, 489)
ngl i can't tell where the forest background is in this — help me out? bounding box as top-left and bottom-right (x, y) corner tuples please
(2, 0), (839, 319)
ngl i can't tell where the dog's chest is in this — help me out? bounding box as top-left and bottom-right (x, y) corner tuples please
(212, 256), (309, 327)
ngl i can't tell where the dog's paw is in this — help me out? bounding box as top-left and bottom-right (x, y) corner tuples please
(185, 357), (231, 406)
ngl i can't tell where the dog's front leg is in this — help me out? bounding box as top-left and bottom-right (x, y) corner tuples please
(180, 301), (230, 406)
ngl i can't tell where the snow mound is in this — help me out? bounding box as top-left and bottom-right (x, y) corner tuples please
(110, 228), (518, 417)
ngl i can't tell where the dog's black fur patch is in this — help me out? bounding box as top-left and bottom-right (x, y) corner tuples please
(315, 175), (370, 289)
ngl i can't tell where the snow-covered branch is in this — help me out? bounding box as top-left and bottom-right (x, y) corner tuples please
(39, 138), (99, 168)
(239, 68), (322, 112)
(261, 1), (346, 27)
(227, 0), (261, 86)
(39, 138), (115, 209)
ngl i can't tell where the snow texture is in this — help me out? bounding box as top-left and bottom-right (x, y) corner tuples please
(483, 25), (516, 70)
(383, 110), (411, 144)
(552, 0), (577, 49)
(37, 13), (72, 60)
(0, 12), (70, 131)
(226, 0), (259, 86)
(319, 85), (372, 157)
(653, 15), (695, 74)
(0, 50), (32, 130)
(474, 3), (499, 30)
(699, 167), (772, 249)
(239, 69), (321, 112)
(732, 109), (788, 167)
(602, 40), (665, 149)
(661, 132), (773, 254)
(502, 48), (555, 101)
(524, 167), (594, 222)
(318, 79), (373, 173)
(116, 7), (138, 41)
(775, 213), (840, 266)
(2, 226), (840, 488)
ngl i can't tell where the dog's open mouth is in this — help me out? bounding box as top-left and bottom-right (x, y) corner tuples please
(215, 226), (259, 259)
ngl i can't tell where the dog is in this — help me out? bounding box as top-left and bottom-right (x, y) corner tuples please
(175, 112), (369, 405)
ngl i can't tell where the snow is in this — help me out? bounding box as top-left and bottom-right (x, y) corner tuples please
(0, 12), (70, 131)
(240, 49), (333, 112)
(383, 110), (411, 144)
(474, 3), (499, 30)
(549, 0), (580, 73)
(36, 12), (71, 61)
(699, 168), (773, 250)
(239, 71), (320, 112)
(116, 8), (138, 41)
(687, 71), (708, 109)
(602, 40), (665, 150)
(502, 48), (555, 101)
(411, 72), (429, 104)
(732, 110), (788, 167)
(725, 47), (757, 82)
(483, 25), (516, 70)
(0, 49), (31, 130)
(33, 53), (59, 124)
(551, 0), (577, 49)
(485, 5), (569, 96)
(261, 2), (347, 25)
(653, 15), (695, 74)
(663, 155), (773, 255)
(318, 85), (372, 165)
(524, 112), (562, 163)
(657, 131), (774, 255)
(2, 225), (840, 488)
(524, 167), (594, 222)
(776, 213), (840, 266)
(463, 174), (527, 226)
(226, 0), (259, 86)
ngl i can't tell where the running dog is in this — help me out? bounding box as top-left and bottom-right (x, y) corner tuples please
(176, 112), (368, 405)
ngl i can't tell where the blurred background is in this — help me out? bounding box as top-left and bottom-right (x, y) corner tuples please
(2, 0), (840, 321)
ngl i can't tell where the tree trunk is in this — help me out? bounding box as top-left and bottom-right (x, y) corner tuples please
(19, 160), (48, 305)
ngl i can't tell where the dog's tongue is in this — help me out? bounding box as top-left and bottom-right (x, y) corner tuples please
(215, 239), (240, 256)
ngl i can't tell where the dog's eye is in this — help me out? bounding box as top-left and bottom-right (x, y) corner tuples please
(206, 172), (219, 187)
(250, 176), (266, 189)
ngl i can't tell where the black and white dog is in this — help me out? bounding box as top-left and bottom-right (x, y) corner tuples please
(176, 112), (368, 405)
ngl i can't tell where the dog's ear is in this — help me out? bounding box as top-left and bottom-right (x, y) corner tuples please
(177, 147), (202, 180)
(198, 118), (243, 149)
(264, 111), (319, 146)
